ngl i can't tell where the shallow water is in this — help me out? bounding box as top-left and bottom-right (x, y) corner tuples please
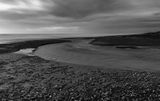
(34, 39), (160, 71)
(15, 48), (35, 56)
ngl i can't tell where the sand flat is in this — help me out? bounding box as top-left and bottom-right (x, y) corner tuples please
(35, 39), (160, 71)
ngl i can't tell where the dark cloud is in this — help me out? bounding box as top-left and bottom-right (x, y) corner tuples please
(0, 12), (38, 20)
(0, 0), (160, 34)
(49, 0), (131, 18)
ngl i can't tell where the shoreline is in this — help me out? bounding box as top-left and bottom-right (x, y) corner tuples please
(0, 53), (160, 100)
(0, 38), (71, 54)
(1, 30), (160, 55)
(1, 32), (160, 100)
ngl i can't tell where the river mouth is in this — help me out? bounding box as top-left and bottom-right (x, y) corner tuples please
(34, 39), (160, 71)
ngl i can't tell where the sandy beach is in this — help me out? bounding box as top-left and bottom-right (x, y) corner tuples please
(1, 0), (160, 100)
(35, 38), (160, 71)
(0, 33), (160, 100)
(0, 53), (160, 100)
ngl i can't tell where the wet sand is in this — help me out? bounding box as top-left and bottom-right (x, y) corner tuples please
(35, 39), (160, 71)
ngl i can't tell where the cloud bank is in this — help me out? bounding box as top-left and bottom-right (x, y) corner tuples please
(0, 0), (160, 35)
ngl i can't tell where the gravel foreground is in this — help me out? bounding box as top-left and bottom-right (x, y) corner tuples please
(0, 54), (160, 101)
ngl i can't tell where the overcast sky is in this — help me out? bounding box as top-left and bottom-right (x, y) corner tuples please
(0, 0), (160, 35)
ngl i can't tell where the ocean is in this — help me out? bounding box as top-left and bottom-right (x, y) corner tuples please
(0, 34), (73, 44)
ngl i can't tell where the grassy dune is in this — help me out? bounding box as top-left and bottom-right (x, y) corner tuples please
(0, 39), (71, 54)
(90, 31), (160, 48)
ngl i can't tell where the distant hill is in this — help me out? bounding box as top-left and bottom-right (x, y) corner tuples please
(90, 31), (160, 48)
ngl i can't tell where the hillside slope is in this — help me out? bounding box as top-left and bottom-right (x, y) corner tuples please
(90, 31), (160, 48)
